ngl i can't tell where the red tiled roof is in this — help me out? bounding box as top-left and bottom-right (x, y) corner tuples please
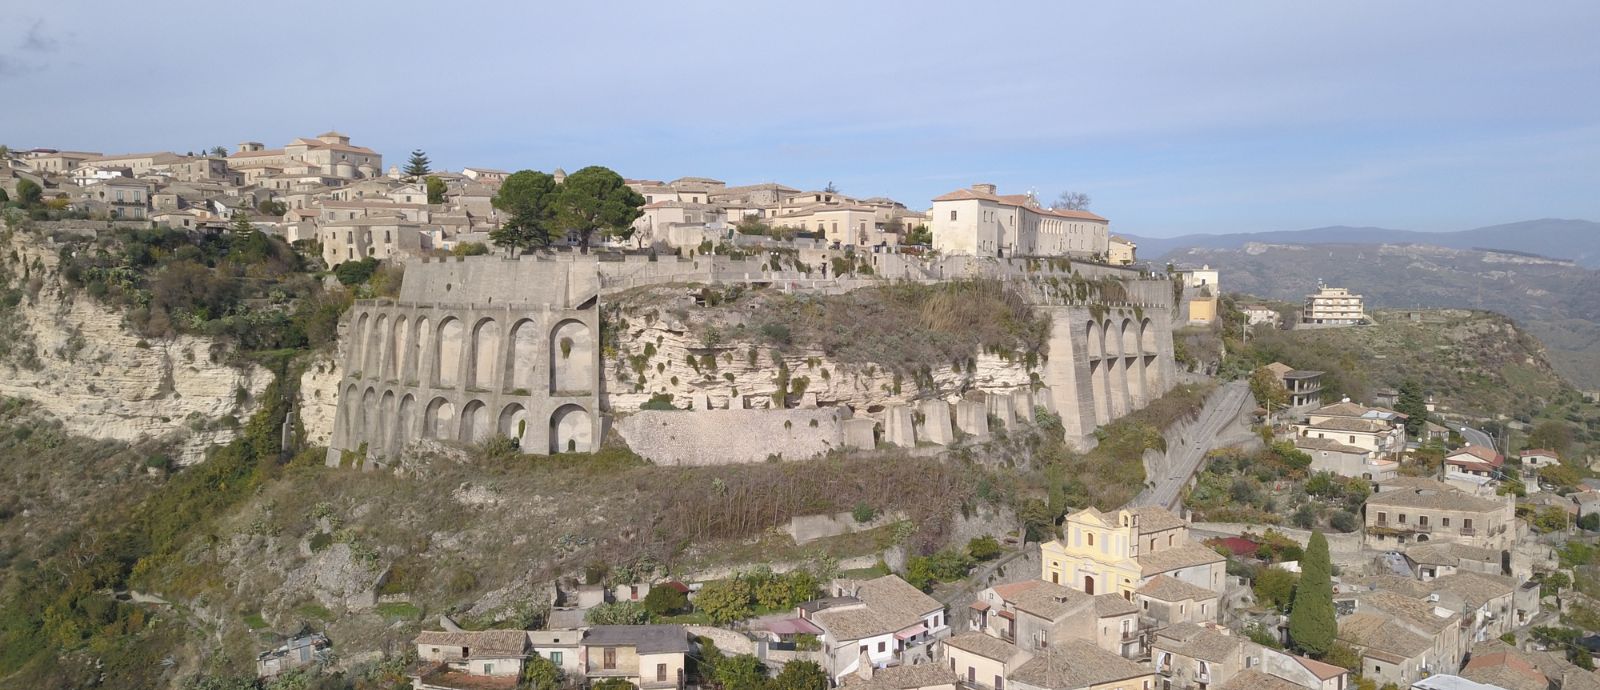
(1520, 449), (1560, 459)
(1448, 445), (1504, 466)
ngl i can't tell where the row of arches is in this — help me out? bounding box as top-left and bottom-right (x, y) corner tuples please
(345, 309), (595, 396)
(341, 384), (595, 455)
(1084, 317), (1165, 426)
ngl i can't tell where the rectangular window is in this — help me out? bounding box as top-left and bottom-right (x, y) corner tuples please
(877, 641), (886, 653)
(1443, 518), (1450, 527)
(603, 648), (616, 669)
(484, 663), (494, 674)
(657, 663), (667, 682)
(551, 652), (562, 665)
(1399, 514), (1407, 524)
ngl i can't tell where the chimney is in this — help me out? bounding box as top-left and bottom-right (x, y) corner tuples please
(856, 648), (875, 681)
(971, 183), (997, 195)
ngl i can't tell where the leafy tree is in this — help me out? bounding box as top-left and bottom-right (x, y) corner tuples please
(523, 654), (565, 690)
(1330, 511), (1360, 533)
(1019, 498), (1055, 543)
(592, 679), (637, 690)
(403, 149), (432, 180)
(1395, 380), (1428, 436)
(1322, 642), (1363, 672)
(256, 198), (287, 216)
(1581, 513), (1600, 532)
(770, 660), (827, 690)
(426, 175), (447, 204)
(1250, 366), (1288, 413)
(696, 578), (754, 624)
(1541, 571), (1571, 597)
(16, 178), (42, 207)
(904, 225), (932, 246)
(334, 257), (381, 286)
(490, 170), (561, 252)
(0, 187), (8, 204)
(1292, 504), (1317, 529)
(1053, 191), (1091, 211)
(451, 242), (489, 257)
(553, 165), (645, 252)
(1288, 531), (1336, 657)
(643, 585), (688, 617)
(852, 503), (877, 523)
(968, 535), (1002, 561)
(734, 215), (772, 235)
(1528, 506), (1569, 534)
(1527, 421), (1574, 457)
(209, 146), (229, 158)
(585, 600), (651, 625)
(1254, 566), (1298, 612)
(714, 654), (767, 690)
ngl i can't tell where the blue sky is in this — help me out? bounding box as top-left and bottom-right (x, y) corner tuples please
(2, 1), (1597, 237)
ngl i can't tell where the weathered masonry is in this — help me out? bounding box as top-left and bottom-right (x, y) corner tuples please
(327, 257), (601, 467)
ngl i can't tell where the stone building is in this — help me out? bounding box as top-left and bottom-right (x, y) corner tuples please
(326, 256), (602, 465)
(1041, 507), (1226, 600)
(1363, 478), (1518, 551)
(931, 184), (1110, 258)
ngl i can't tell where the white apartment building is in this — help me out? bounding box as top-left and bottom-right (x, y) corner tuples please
(1303, 285), (1365, 325)
(930, 184), (1109, 258)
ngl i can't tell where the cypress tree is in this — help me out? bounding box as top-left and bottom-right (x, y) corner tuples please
(1288, 530), (1337, 657)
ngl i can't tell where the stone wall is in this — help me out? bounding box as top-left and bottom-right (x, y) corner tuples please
(787, 510), (909, 545)
(615, 407), (846, 466)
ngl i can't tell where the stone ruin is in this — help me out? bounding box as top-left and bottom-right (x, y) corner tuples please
(327, 252), (1179, 468)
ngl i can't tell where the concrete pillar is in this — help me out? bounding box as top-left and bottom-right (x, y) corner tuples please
(843, 418), (877, 450)
(691, 392), (712, 411)
(918, 399), (954, 445)
(955, 399), (990, 439)
(1011, 387), (1036, 425)
(1036, 386), (1057, 414)
(885, 405), (916, 447)
(987, 392), (1016, 429)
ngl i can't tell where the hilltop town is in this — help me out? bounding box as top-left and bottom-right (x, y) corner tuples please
(3, 136), (1600, 690)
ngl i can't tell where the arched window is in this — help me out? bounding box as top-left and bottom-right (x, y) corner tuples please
(1087, 532), (1095, 546)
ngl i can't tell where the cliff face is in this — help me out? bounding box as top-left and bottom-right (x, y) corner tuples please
(0, 233), (269, 463)
(298, 349), (344, 449)
(606, 304), (1037, 413)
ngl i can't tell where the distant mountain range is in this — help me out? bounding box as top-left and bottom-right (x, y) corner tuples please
(1129, 218), (1600, 268)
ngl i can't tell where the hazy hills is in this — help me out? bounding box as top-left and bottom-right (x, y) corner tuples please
(1161, 242), (1600, 390)
(1132, 218), (1600, 268)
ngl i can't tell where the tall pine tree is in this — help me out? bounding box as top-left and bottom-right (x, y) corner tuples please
(1288, 530), (1337, 657)
(403, 149), (431, 180)
(1395, 380), (1428, 437)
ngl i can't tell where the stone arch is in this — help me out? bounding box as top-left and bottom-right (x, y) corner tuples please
(1104, 320), (1128, 418)
(405, 316), (430, 384)
(469, 318), (501, 391)
(550, 404), (593, 453)
(423, 397), (456, 439)
(1086, 321), (1109, 426)
(1122, 319), (1146, 409)
(350, 311), (370, 373)
(359, 387), (378, 453)
(550, 319), (594, 394)
(459, 399), (491, 443)
(388, 315), (407, 381)
(341, 383), (361, 448)
(435, 317), (464, 388)
(396, 394), (416, 447)
(369, 314), (389, 381)
(498, 403), (530, 448)
(1140, 317), (1163, 397)
(377, 390), (397, 455)
(506, 319), (540, 393)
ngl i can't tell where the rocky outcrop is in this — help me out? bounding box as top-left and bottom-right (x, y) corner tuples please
(608, 310), (1035, 413)
(298, 350), (344, 449)
(0, 235), (269, 464)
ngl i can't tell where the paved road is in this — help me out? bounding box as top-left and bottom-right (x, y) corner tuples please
(1126, 381), (1253, 511)
(1459, 425), (1494, 450)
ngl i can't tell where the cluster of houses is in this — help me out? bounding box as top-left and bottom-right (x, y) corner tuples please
(3, 139), (1142, 271)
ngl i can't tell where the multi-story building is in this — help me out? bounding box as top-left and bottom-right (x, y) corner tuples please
(1109, 236), (1137, 265)
(968, 579), (1144, 659)
(1363, 478), (1519, 550)
(1291, 401), (1408, 461)
(227, 131), (382, 180)
(804, 575), (950, 682)
(930, 184), (1109, 258)
(1302, 285), (1364, 326)
(1041, 507), (1226, 600)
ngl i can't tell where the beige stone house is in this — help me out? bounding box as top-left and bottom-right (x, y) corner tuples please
(1134, 575), (1221, 627)
(806, 575), (950, 682)
(1109, 236), (1137, 265)
(1296, 436), (1397, 480)
(318, 218), (426, 265)
(969, 579), (1144, 659)
(1152, 623), (1253, 690)
(412, 629), (530, 688)
(23, 150), (101, 173)
(1336, 589), (1466, 686)
(943, 632), (1031, 690)
(930, 184), (1109, 258)
(1401, 542), (1503, 581)
(95, 178), (151, 220)
(843, 662), (961, 690)
(1007, 638), (1156, 690)
(228, 132), (382, 180)
(770, 203), (887, 246)
(580, 625), (694, 690)
(1363, 478), (1518, 550)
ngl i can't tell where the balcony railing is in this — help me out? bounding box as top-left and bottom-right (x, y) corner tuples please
(1122, 630), (1142, 642)
(1461, 527), (1477, 536)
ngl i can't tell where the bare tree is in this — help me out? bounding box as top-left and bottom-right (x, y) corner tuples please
(1053, 191), (1091, 211)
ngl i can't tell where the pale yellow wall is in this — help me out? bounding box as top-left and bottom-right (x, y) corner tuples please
(944, 647), (1010, 690)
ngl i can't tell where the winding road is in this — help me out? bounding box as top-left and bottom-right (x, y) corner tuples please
(1126, 380), (1254, 511)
